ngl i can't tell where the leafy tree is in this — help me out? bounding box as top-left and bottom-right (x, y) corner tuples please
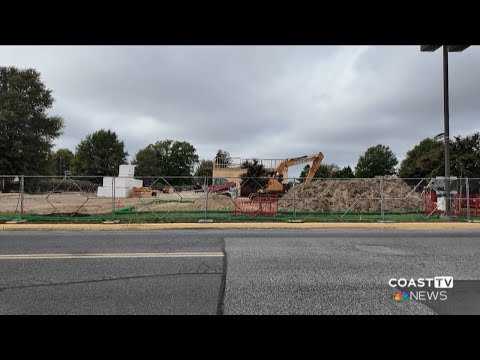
(0, 67), (63, 176)
(299, 165), (311, 182)
(316, 163), (340, 178)
(399, 133), (480, 180)
(195, 160), (213, 177)
(194, 159), (213, 185)
(74, 129), (128, 177)
(399, 138), (444, 179)
(299, 163), (345, 181)
(132, 139), (199, 185)
(51, 148), (75, 176)
(451, 132), (480, 178)
(355, 144), (398, 178)
(334, 166), (355, 178)
(214, 149), (232, 165)
(240, 158), (269, 191)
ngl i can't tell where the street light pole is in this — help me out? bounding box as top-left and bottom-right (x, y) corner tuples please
(420, 45), (471, 218)
(442, 45), (452, 216)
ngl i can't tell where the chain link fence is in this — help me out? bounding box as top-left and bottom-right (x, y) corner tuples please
(1, 175), (479, 223)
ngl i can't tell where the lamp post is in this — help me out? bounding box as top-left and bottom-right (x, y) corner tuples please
(420, 45), (470, 218)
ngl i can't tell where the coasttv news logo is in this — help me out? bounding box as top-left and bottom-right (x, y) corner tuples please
(389, 277), (453, 301)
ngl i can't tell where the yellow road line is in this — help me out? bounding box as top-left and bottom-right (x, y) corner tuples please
(0, 252), (224, 260)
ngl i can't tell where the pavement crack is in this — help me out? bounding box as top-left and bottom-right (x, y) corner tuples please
(0, 271), (222, 291)
(217, 238), (228, 315)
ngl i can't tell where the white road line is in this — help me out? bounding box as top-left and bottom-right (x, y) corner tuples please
(0, 252), (224, 260)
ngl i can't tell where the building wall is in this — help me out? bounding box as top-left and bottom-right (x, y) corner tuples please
(212, 168), (246, 188)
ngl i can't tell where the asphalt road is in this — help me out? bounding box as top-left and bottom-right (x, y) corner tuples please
(0, 231), (225, 315)
(1, 229), (479, 315)
(223, 230), (480, 314)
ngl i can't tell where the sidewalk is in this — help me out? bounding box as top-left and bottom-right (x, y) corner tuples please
(2, 222), (480, 231)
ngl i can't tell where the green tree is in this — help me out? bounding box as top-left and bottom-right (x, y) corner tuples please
(299, 164), (311, 182)
(214, 149), (232, 165)
(355, 144), (398, 178)
(299, 163), (341, 181)
(0, 67), (64, 176)
(74, 129), (128, 177)
(195, 160), (213, 185)
(334, 166), (355, 178)
(398, 138), (444, 178)
(132, 140), (199, 185)
(316, 163), (340, 178)
(51, 148), (75, 176)
(240, 159), (269, 191)
(451, 132), (480, 178)
(195, 160), (213, 177)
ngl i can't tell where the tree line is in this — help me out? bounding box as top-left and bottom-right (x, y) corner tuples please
(2, 66), (480, 182)
(298, 134), (480, 180)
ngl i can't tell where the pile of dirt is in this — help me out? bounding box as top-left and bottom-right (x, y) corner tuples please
(279, 178), (424, 213)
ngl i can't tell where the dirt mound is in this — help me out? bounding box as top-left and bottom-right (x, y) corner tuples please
(279, 178), (424, 213)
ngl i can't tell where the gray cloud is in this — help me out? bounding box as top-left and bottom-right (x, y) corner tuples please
(1, 45), (479, 177)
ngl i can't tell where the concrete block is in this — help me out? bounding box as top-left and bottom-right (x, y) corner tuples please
(115, 177), (143, 188)
(103, 177), (114, 187)
(97, 186), (113, 198)
(119, 165), (136, 177)
(97, 186), (132, 198)
(114, 187), (131, 198)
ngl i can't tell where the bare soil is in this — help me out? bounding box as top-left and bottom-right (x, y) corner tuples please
(0, 178), (425, 216)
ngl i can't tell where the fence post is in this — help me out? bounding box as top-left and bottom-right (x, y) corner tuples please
(204, 176), (208, 220)
(20, 175), (24, 220)
(466, 177), (470, 221)
(380, 176), (385, 221)
(198, 175), (214, 223)
(293, 177), (296, 219)
(112, 176), (115, 222)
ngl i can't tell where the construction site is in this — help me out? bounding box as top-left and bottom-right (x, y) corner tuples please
(1, 156), (480, 223)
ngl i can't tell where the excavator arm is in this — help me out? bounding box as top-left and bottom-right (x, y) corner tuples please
(305, 152), (324, 183)
(274, 152), (324, 183)
(262, 152), (324, 193)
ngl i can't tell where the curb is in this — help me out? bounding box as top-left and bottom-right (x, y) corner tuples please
(2, 222), (480, 231)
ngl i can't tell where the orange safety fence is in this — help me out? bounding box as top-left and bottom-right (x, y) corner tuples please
(234, 196), (279, 217)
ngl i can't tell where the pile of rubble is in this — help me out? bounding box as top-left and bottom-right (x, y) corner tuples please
(279, 178), (424, 213)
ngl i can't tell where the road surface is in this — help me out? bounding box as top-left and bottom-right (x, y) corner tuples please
(0, 229), (478, 314)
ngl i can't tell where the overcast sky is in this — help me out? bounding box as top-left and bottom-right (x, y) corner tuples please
(1, 45), (479, 177)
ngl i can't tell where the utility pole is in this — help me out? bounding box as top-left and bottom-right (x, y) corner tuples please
(420, 45), (471, 218)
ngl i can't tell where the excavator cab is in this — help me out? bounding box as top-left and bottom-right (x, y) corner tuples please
(257, 178), (290, 195)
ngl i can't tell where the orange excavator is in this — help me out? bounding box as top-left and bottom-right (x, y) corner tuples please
(260, 152), (324, 194)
